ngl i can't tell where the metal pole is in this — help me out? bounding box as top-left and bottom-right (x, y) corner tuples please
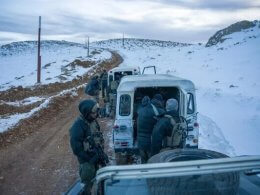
(37, 16), (41, 83)
(122, 33), (124, 47)
(87, 36), (90, 57)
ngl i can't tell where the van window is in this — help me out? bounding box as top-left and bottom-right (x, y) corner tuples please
(187, 93), (194, 114)
(119, 95), (131, 116)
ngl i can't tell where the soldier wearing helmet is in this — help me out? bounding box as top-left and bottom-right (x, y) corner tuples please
(69, 99), (104, 195)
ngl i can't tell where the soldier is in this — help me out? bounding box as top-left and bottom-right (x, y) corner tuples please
(108, 75), (119, 117)
(85, 76), (100, 103)
(137, 94), (165, 163)
(69, 100), (107, 195)
(151, 98), (181, 156)
(100, 69), (108, 99)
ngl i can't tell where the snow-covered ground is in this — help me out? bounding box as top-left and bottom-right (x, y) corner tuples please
(0, 41), (111, 91)
(0, 41), (112, 133)
(1, 22), (259, 157)
(93, 22), (260, 156)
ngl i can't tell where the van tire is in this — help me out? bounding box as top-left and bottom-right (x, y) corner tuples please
(147, 149), (240, 195)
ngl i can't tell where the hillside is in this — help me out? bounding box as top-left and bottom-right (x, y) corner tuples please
(0, 40), (111, 91)
(90, 21), (260, 156)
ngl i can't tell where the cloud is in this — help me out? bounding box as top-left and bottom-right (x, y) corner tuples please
(144, 0), (260, 10)
(0, 0), (259, 45)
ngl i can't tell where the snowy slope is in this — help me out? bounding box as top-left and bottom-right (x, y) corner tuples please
(1, 21), (259, 156)
(0, 40), (111, 91)
(0, 40), (112, 133)
(92, 21), (260, 156)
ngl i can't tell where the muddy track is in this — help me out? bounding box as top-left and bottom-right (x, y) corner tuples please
(0, 51), (122, 194)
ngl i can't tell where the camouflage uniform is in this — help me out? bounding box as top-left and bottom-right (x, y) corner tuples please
(108, 80), (119, 117)
(79, 119), (104, 194)
(69, 100), (104, 195)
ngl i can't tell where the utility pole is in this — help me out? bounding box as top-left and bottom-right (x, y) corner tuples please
(37, 16), (41, 83)
(122, 33), (125, 48)
(87, 36), (90, 57)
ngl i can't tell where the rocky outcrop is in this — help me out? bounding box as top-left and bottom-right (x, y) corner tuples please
(206, 20), (257, 47)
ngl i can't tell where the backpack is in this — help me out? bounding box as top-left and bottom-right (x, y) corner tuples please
(85, 83), (95, 96)
(163, 115), (187, 148)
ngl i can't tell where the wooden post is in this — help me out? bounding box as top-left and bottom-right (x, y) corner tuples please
(37, 16), (41, 83)
(87, 36), (90, 57)
(122, 33), (125, 47)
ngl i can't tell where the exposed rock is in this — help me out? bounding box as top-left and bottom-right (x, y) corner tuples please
(206, 20), (257, 47)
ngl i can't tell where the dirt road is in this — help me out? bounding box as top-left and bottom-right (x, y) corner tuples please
(0, 52), (121, 194)
(0, 93), (114, 194)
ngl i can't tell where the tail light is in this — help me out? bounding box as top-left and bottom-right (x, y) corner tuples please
(113, 125), (119, 132)
(113, 125), (119, 129)
(193, 139), (198, 144)
(194, 122), (199, 128)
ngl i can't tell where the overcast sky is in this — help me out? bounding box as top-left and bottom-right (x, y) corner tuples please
(0, 0), (260, 44)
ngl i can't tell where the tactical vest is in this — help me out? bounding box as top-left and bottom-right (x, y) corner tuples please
(163, 115), (187, 148)
(83, 118), (104, 152)
(110, 80), (119, 91)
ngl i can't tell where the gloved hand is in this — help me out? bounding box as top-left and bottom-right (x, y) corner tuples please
(89, 154), (99, 165)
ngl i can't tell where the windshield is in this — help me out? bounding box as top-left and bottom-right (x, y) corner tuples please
(104, 171), (260, 195)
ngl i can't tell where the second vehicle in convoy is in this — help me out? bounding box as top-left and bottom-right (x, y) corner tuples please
(113, 74), (199, 162)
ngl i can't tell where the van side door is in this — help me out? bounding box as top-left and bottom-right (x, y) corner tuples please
(179, 88), (187, 118)
(186, 92), (199, 148)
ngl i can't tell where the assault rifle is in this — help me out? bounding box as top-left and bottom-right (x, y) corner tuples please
(87, 135), (109, 167)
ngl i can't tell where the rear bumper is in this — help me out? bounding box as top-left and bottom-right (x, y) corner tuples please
(185, 144), (198, 149)
(115, 148), (139, 154)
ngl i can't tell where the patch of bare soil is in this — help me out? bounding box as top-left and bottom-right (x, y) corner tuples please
(69, 59), (95, 68)
(0, 51), (122, 194)
(0, 101), (43, 115)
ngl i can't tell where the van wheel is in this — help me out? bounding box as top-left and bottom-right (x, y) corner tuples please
(147, 149), (240, 195)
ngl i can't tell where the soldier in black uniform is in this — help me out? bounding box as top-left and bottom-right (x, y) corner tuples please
(137, 94), (165, 163)
(100, 69), (108, 99)
(69, 99), (106, 195)
(85, 76), (100, 103)
(151, 98), (180, 156)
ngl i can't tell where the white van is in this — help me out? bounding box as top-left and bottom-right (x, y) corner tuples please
(106, 66), (140, 116)
(107, 66), (140, 87)
(113, 74), (199, 154)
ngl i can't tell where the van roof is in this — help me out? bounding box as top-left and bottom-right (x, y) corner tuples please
(117, 74), (195, 92)
(109, 66), (139, 73)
